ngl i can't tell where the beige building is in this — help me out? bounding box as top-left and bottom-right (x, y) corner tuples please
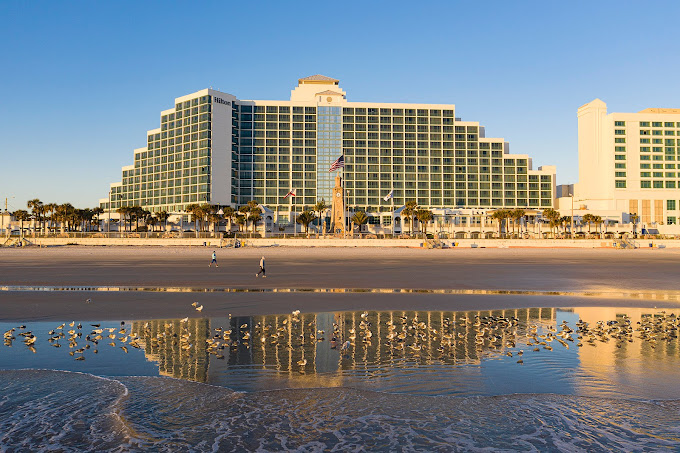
(559, 99), (680, 234)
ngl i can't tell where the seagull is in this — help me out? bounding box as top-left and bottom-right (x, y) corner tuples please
(196, 305), (203, 312)
(86, 298), (92, 304)
(192, 302), (198, 307)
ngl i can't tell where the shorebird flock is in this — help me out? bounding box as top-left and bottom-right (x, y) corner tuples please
(3, 320), (142, 359)
(4, 307), (680, 369)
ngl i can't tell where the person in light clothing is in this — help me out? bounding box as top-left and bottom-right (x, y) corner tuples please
(209, 251), (218, 267)
(256, 256), (266, 278)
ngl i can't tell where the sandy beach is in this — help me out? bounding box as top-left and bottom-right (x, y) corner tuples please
(2, 246), (679, 321)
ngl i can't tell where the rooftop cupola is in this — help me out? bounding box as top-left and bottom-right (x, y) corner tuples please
(291, 74), (346, 102)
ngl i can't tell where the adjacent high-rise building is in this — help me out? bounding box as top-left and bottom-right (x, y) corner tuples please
(574, 99), (680, 227)
(100, 75), (556, 224)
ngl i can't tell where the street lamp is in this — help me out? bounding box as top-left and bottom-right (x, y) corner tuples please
(2, 195), (15, 235)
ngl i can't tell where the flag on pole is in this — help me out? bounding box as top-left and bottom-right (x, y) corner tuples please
(329, 155), (344, 172)
(283, 188), (297, 199)
(383, 189), (394, 202)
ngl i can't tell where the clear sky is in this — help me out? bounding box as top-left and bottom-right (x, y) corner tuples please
(2, 1), (680, 212)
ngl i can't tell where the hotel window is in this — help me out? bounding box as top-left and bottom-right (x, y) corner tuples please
(615, 180), (626, 188)
(614, 121), (625, 127)
(615, 172), (626, 177)
(653, 122), (662, 127)
(667, 216), (677, 225)
(615, 155), (626, 160)
(615, 138), (626, 143)
(640, 138), (650, 144)
(615, 163), (626, 169)
(641, 181), (651, 188)
(666, 181), (676, 188)
(640, 130), (650, 135)
(668, 200), (677, 211)
(653, 181), (664, 188)
(615, 146), (626, 152)
(640, 172), (651, 177)
(614, 129), (626, 135)
(639, 121), (650, 127)
(666, 172), (676, 178)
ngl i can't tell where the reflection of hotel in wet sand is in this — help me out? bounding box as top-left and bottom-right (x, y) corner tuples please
(132, 318), (210, 382)
(572, 307), (680, 397)
(132, 308), (556, 383)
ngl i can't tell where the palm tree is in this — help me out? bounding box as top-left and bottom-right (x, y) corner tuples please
(350, 210), (369, 236)
(511, 209), (526, 237)
(560, 216), (572, 236)
(582, 213), (594, 234)
(27, 199), (42, 234)
(156, 211), (169, 231)
(238, 205), (251, 233)
(116, 206), (130, 232)
(45, 203), (58, 233)
(92, 207), (104, 231)
(542, 208), (560, 238)
(185, 203), (200, 231)
(630, 213), (639, 237)
(207, 212), (222, 234)
(313, 200), (328, 235)
(402, 200), (418, 236)
(244, 201), (261, 234)
(415, 209), (434, 238)
(249, 208), (262, 235)
(13, 210), (31, 234)
(296, 210), (318, 236)
(56, 203), (75, 232)
(593, 215), (603, 237)
(490, 209), (509, 238)
(222, 206), (235, 233)
(234, 214), (246, 232)
(145, 215), (158, 232)
(199, 204), (214, 232)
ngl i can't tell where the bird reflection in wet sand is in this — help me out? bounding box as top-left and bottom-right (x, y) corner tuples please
(4, 307), (680, 383)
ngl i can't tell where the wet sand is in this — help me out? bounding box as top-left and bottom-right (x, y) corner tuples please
(2, 246), (679, 321)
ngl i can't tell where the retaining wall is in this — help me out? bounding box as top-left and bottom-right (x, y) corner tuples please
(14, 237), (680, 248)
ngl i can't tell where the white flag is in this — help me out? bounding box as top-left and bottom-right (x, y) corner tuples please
(383, 190), (394, 202)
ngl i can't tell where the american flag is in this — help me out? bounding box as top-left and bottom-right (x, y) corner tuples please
(329, 155), (344, 172)
(283, 188), (296, 199)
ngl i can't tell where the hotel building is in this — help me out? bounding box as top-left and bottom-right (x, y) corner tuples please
(564, 99), (680, 231)
(100, 75), (556, 228)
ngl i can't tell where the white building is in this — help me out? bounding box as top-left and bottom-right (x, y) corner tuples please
(558, 99), (680, 234)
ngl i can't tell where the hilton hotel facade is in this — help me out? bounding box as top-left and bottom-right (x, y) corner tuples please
(100, 75), (556, 231)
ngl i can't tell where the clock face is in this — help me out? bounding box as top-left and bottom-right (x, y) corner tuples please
(327, 97), (333, 102)
(336, 192), (341, 197)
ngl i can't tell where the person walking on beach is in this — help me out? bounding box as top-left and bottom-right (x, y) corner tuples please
(209, 251), (218, 267)
(256, 256), (266, 278)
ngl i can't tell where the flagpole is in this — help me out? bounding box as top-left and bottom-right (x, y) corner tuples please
(391, 195), (394, 238)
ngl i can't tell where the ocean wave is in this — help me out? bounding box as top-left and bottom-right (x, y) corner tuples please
(0, 369), (131, 452)
(2, 370), (680, 452)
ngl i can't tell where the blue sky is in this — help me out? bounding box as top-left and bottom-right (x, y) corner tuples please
(2, 1), (680, 211)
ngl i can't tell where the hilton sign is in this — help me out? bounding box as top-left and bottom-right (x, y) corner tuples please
(214, 97), (231, 106)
